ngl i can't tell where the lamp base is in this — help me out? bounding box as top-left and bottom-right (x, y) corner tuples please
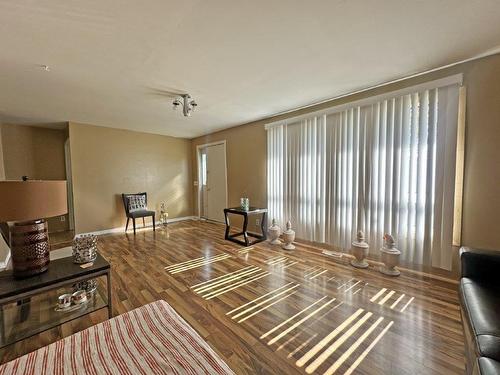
(10, 219), (50, 278)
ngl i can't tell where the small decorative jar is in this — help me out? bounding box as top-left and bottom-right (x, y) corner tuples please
(282, 221), (295, 250)
(379, 233), (401, 276)
(240, 197), (250, 211)
(72, 234), (98, 264)
(351, 230), (369, 268)
(268, 219), (282, 245)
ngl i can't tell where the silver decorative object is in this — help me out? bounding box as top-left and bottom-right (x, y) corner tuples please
(282, 221), (295, 250)
(268, 218), (282, 245)
(72, 234), (98, 264)
(351, 230), (369, 268)
(73, 279), (97, 296)
(379, 233), (401, 276)
(240, 197), (249, 211)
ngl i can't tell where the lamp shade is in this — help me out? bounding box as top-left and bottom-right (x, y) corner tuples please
(0, 181), (68, 222)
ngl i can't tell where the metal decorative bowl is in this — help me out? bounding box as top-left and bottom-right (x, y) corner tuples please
(73, 279), (97, 296)
(72, 234), (98, 264)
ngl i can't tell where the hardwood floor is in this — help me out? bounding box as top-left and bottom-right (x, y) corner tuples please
(0, 220), (465, 374)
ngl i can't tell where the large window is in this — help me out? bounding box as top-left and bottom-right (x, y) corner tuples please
(267, 76), (463, 270)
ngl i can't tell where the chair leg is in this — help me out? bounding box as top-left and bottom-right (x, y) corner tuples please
(142, 217), (145, 227)
(152, 215), (156, 231)
(125, 217), (130, 232)
(133, 218), (136, 235)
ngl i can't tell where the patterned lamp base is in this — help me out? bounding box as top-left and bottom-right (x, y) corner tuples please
(10, 220), (50, 278)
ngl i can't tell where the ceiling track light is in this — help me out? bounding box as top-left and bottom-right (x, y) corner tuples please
(172, 93), (197, 117)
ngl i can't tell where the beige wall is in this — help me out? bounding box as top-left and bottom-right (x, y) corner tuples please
(0, 124), (5, 180)
(69, 122), (192, 234)
(1, 124), (69, 232)
(192, 53), (500, 252)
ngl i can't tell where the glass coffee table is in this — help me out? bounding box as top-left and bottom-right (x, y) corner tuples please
(0, 249), (112, 348)
(224, 207), (268, 246)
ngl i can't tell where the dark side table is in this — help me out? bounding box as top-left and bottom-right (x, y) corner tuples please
(0, 251), (112, 348)
(224, 207), (267, 246)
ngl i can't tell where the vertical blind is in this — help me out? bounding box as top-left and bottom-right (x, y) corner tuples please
(267, 78), (462, 270)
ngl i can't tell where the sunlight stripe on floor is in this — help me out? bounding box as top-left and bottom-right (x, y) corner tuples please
(323, 317), (384, 375)
(194, 268), (263, 293)
(390, 294), (405, 309)
(304, 312), (372, 373)
(369, 288), (387, 302)
(296, 308), (364, 368)
(230, 284), (300, 319)
(226, 283), (294, 315)
(400, 297), (415, 312)
(260, 297), (328, 340)
(238, 290), (299, 323)
(191, 266), (256, 288)
(378, 290), (395, 305)
(344, 321), (394, 375)
(267, 298), (336, 345)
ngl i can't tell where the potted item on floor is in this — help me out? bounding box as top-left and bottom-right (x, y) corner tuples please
(379, 233), (401, 276)
(282, 221), (295, 250)
(268, 218), (282, 245)
(351, 230), (369, 268)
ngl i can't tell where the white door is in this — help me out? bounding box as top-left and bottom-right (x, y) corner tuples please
(203, 143), (227, 222)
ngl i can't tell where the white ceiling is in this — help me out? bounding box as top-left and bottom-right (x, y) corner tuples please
(1, 1), (500, 138)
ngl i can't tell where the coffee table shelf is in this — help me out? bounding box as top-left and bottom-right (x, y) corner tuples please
(0, 252), (111, 349)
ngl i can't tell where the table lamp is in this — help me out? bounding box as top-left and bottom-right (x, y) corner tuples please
(0, 180), (68, 278)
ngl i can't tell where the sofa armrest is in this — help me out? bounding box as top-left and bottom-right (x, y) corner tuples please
(460, 247), (500, 282)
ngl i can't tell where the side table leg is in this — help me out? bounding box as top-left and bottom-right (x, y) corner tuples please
(261, 212), (267, 240)
(0, 305), (5, 345)
(107, 271), (113, 319)
(243, 214), (249, 246)
(224, 210), (230, 240)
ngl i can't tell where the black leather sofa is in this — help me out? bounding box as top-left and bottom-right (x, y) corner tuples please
(459, 247), (500, 375)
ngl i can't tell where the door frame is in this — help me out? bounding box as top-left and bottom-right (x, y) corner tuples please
(196, 140), (228, 221)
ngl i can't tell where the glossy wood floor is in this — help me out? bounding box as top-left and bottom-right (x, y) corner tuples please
(0, 220), (465, 374)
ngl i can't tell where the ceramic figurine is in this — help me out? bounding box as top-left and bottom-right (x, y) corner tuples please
(282, 221), (295, 250)
(268, 219), (282, 245)
(379, 233), (401, 276)
(351, 230), (369, 268)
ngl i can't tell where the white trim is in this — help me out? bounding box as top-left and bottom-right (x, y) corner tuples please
(195, 140), (228, 220)
(265, 74), (463, 130)
(79, 216), (198, 236)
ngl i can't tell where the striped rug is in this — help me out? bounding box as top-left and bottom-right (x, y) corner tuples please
(0, 300), (234, 375)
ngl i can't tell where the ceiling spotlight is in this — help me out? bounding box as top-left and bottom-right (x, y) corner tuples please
(172, 94), (198, 117)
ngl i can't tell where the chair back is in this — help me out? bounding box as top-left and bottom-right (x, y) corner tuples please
(122, 192), (148, 215)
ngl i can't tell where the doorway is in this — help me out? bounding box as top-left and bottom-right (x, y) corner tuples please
(197, 141), (227, 222)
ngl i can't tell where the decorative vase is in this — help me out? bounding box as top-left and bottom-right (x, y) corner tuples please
(268, 219), (282, 245)
(240, 197), (249, 211)
(351, 230), (369, 268)
(282, 221), (295, 250)
(379, 234), (401, 276)
(72, 234), (98, 264)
